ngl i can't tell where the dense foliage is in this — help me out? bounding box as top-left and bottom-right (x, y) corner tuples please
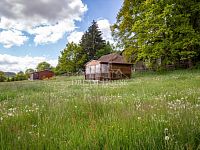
(80, 20), (106, 61)
(36, 62), (53, 72)
(0, 71), (6, 82)
(25, 68), (34, 74)
(0, 71), (28, 82)
(56, 42), (86, 74)
(112, 0), (200, 69)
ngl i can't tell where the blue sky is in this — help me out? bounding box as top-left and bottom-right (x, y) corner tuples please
(0, 0), (123, 72)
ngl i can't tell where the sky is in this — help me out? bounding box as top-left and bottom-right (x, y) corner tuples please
(0, 0), (123, 73)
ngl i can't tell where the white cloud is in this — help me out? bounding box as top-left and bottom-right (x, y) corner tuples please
(0, 0), (87, 25)
(0, 54), (57, 73)
(67, 31), (84, 44)
(0, 0), (88, 47)
(97, 19), (114, 44)
(0, 17), (26, 31)
(0, 30), (28, 48)
(29, 20), (75, 45)
(66, 19), (114, 45)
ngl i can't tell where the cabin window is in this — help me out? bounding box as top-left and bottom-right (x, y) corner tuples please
(86, 66), (90, 74)
(96, 64), (101, 73)
(91, 66), (95, 74)
(102, 64), (109, 73)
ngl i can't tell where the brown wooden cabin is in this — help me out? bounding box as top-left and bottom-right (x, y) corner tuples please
(85, 53), (132, 80)
(30, 70), (54, 80)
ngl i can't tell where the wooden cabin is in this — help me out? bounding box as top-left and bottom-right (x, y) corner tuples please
(85, 53), (132, 80)
(30, 70), (54, 80)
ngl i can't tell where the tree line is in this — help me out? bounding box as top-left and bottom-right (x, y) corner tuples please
(0, 62), (54, 82)
(112, 0), (200, 70)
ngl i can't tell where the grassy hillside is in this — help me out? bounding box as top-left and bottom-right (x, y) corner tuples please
(0, 70), (200, 149)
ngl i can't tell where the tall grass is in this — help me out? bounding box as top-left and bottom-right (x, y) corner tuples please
(0, 69), (200, 149)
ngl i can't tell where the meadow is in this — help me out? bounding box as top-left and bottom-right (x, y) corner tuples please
(0, 69), (200, 149)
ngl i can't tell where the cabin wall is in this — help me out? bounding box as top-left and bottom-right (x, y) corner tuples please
(109, 64), (132, 79)
(30, 71), (54, 80)
(30, 73), (39, 80)
(30, 74), (34, 80)
(85, 63), (109, 80)
(38, 71), (54, 80)
(85, 63), (131, 80)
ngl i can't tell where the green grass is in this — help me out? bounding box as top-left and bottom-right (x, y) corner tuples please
(0, 69), (200, 149)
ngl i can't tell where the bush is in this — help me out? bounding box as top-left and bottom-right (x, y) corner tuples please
(0, 72), (6, 82)
(193, 62), (200, 69)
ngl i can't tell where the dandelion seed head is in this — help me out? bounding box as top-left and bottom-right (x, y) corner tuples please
(7, 113), (14, 117)
(165, 136), (169, 141)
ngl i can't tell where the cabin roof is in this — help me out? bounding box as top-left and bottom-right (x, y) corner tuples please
(98, 53), (127, 63)
(31, 70), (54, 74)
(85, 53), (132, 66)
(85, 60), (101, 66)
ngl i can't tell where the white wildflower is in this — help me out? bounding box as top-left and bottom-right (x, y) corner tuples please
(7, 113), (14, 117)
(165, 136), (170, 141)
(31, 124), (37, 128)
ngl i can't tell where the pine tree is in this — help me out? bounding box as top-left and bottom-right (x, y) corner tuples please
(80, 20), (106, 61)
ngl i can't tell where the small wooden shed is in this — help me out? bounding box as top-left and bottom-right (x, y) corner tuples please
(85, 53), (132, 80)
(30, 70), (54, 80)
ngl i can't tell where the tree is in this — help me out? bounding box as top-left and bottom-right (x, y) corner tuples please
(25, 68), (34, 78)
(95, 41), (114, 59)
(56, 42), (86, 74)
(112, 0), (200, 69)
(36, 62), (52, 71)
(80, 20), (106, 61)
(0, 71), (6, 82)
(6, 77), (11, 82)
(25, 68), (34, 74)
(15, 71), (27, 81)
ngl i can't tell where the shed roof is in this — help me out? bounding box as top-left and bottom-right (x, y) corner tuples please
(30, 70), (54, 74)
(98, 53), (127, 63)
(85, 53), (132, 66)
(85, 60), (101, 66)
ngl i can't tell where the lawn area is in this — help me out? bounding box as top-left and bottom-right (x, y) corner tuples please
(0, 69), (200, 149)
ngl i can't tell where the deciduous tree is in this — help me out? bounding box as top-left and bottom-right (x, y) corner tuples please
(112, 0), (200, 68)
(56, 42), (86, 74)
(36, 62), (52, 71)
